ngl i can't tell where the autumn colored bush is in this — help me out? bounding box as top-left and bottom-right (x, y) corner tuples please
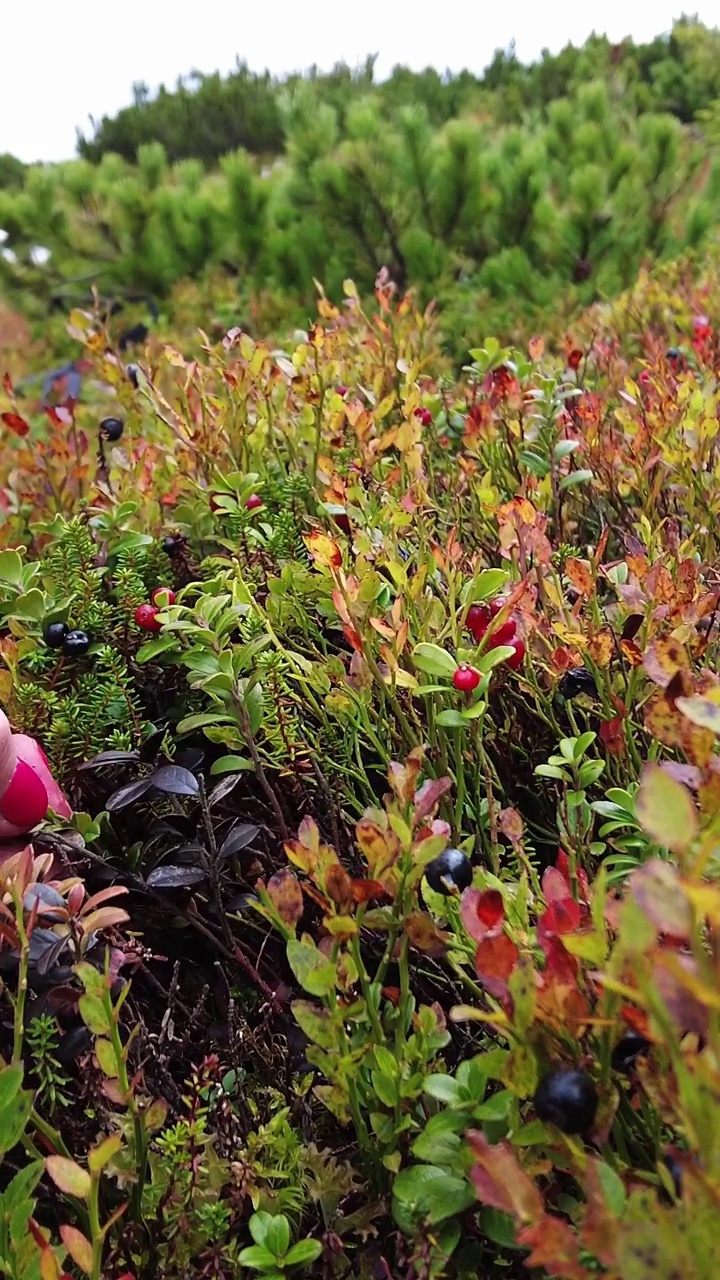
(0, 258), (720, 1278)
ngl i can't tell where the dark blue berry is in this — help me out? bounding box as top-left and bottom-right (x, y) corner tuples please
(425, 848), (473, 896)
(100, 416), (124, 442)
(44, 621), (69, 649)
(62, 629), (90, 658)
(611, 1032), (651, 1074)
(534, 1069), (598, 1135)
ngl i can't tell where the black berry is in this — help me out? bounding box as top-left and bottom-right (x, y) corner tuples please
(126, 363), (140, 388)
(666, 347), (681, 361)
(534, 1069), (598, 1135)
(559, 667), (597, 700)
(44, 621), (69, 649)
(162, 534), (186, 557)
(99, 416), (124, 442)
(62, 629), (91, 658)
(425, 848), (473, 896)
(611, 1031), (651, 1074)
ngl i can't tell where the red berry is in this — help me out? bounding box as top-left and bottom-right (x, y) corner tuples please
(134, 604), (162, 633)
(506, 638), (526, 670)
(245, 494), (263, 510)
(453, 664), (480, 693)
(337, 384), (348, 397)
(151, 587), (176, 607)
(467, 604), (491, 639)
(414, 407), (433, 426)
(487, 618), (517, 648)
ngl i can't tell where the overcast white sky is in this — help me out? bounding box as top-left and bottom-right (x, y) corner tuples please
(2, 2), (716, 163)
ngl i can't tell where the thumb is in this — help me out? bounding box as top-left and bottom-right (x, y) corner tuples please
(0, 710), (18, 799)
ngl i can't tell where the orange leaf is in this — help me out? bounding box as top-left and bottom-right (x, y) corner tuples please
(587, 627), (614, 667)
(304, 532), (342, 569)
(404, 910), (450, 956)
(266, 868), (304, 927)
(325, 863), (354, 912)
(528, 335), (545, 361)
(466, 1131), (543, 1225)
(565, 558), (594, 597)
(517, 1216), (585, 1280)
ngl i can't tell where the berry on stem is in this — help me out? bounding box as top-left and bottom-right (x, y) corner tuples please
(534, 1068), (598, 1134)
(453, 664), (480, 693)
(162, 535), (186, 557)
(506, 638), (526, 670)
(99, 416), (124, 442)
(62, 630), (90, 658)
(134, 604), (162, 633)
(245, 494), (263, 511)
(44, 621), (69, 649)
(425, 848), (473, 896)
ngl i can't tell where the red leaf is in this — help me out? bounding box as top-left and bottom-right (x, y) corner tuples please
(474, 933), (519, 997)
(541, 934), (579, 983)
(466, 1131), (543, 1224)
(2, 372), (12, 394)
(538, 897), (581, 941)
(1, 411), (29, 437)
(413, 776), (453, 824)
(476, 889), (504, 929)
(350, 878), (387, 903)
(517, 1217), (585, 1279)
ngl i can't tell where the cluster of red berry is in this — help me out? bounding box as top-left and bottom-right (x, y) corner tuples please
(134, 587), (176, 633)
(451, 598), (525, 692)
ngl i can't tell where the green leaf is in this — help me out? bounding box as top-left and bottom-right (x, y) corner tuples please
(249, 1210), (274, 1247)
(534, 764), (570, 781)
(596, 1161), (626, 1216)
(238, 1244), (278, 1269)
(479, 1207), (519, 1248)
(12, 589), (46, 620)
(209, 754), (254, 775)
(0, 1062), (23, 1111)
(0, 1160), (43, 1211)
(291, 1000), (336, 1050)
(0, 549), (23, 584)
(284, 1239), (323, 1267)
(136, 635), (178, 663)
(559, 468), (594, 490)
(412, 643), (458, 679)
(176, 712), (237, 733)
(0, 1084), (33, 1155)
(553, 439), (580, 460)
(435, 709), (467, 728)
(392, 1164), (475, 1227)
(424, 1074), (465, 1105)
(79, 994), (111, 1035)
(635, 763), (698, 854)
(371, 1070), (398, 1107)
(286, 939), (337, 996)
(264, 1213), (290, 1259)
(476, 645), (515, 674)
(465, 569), (509, 603)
